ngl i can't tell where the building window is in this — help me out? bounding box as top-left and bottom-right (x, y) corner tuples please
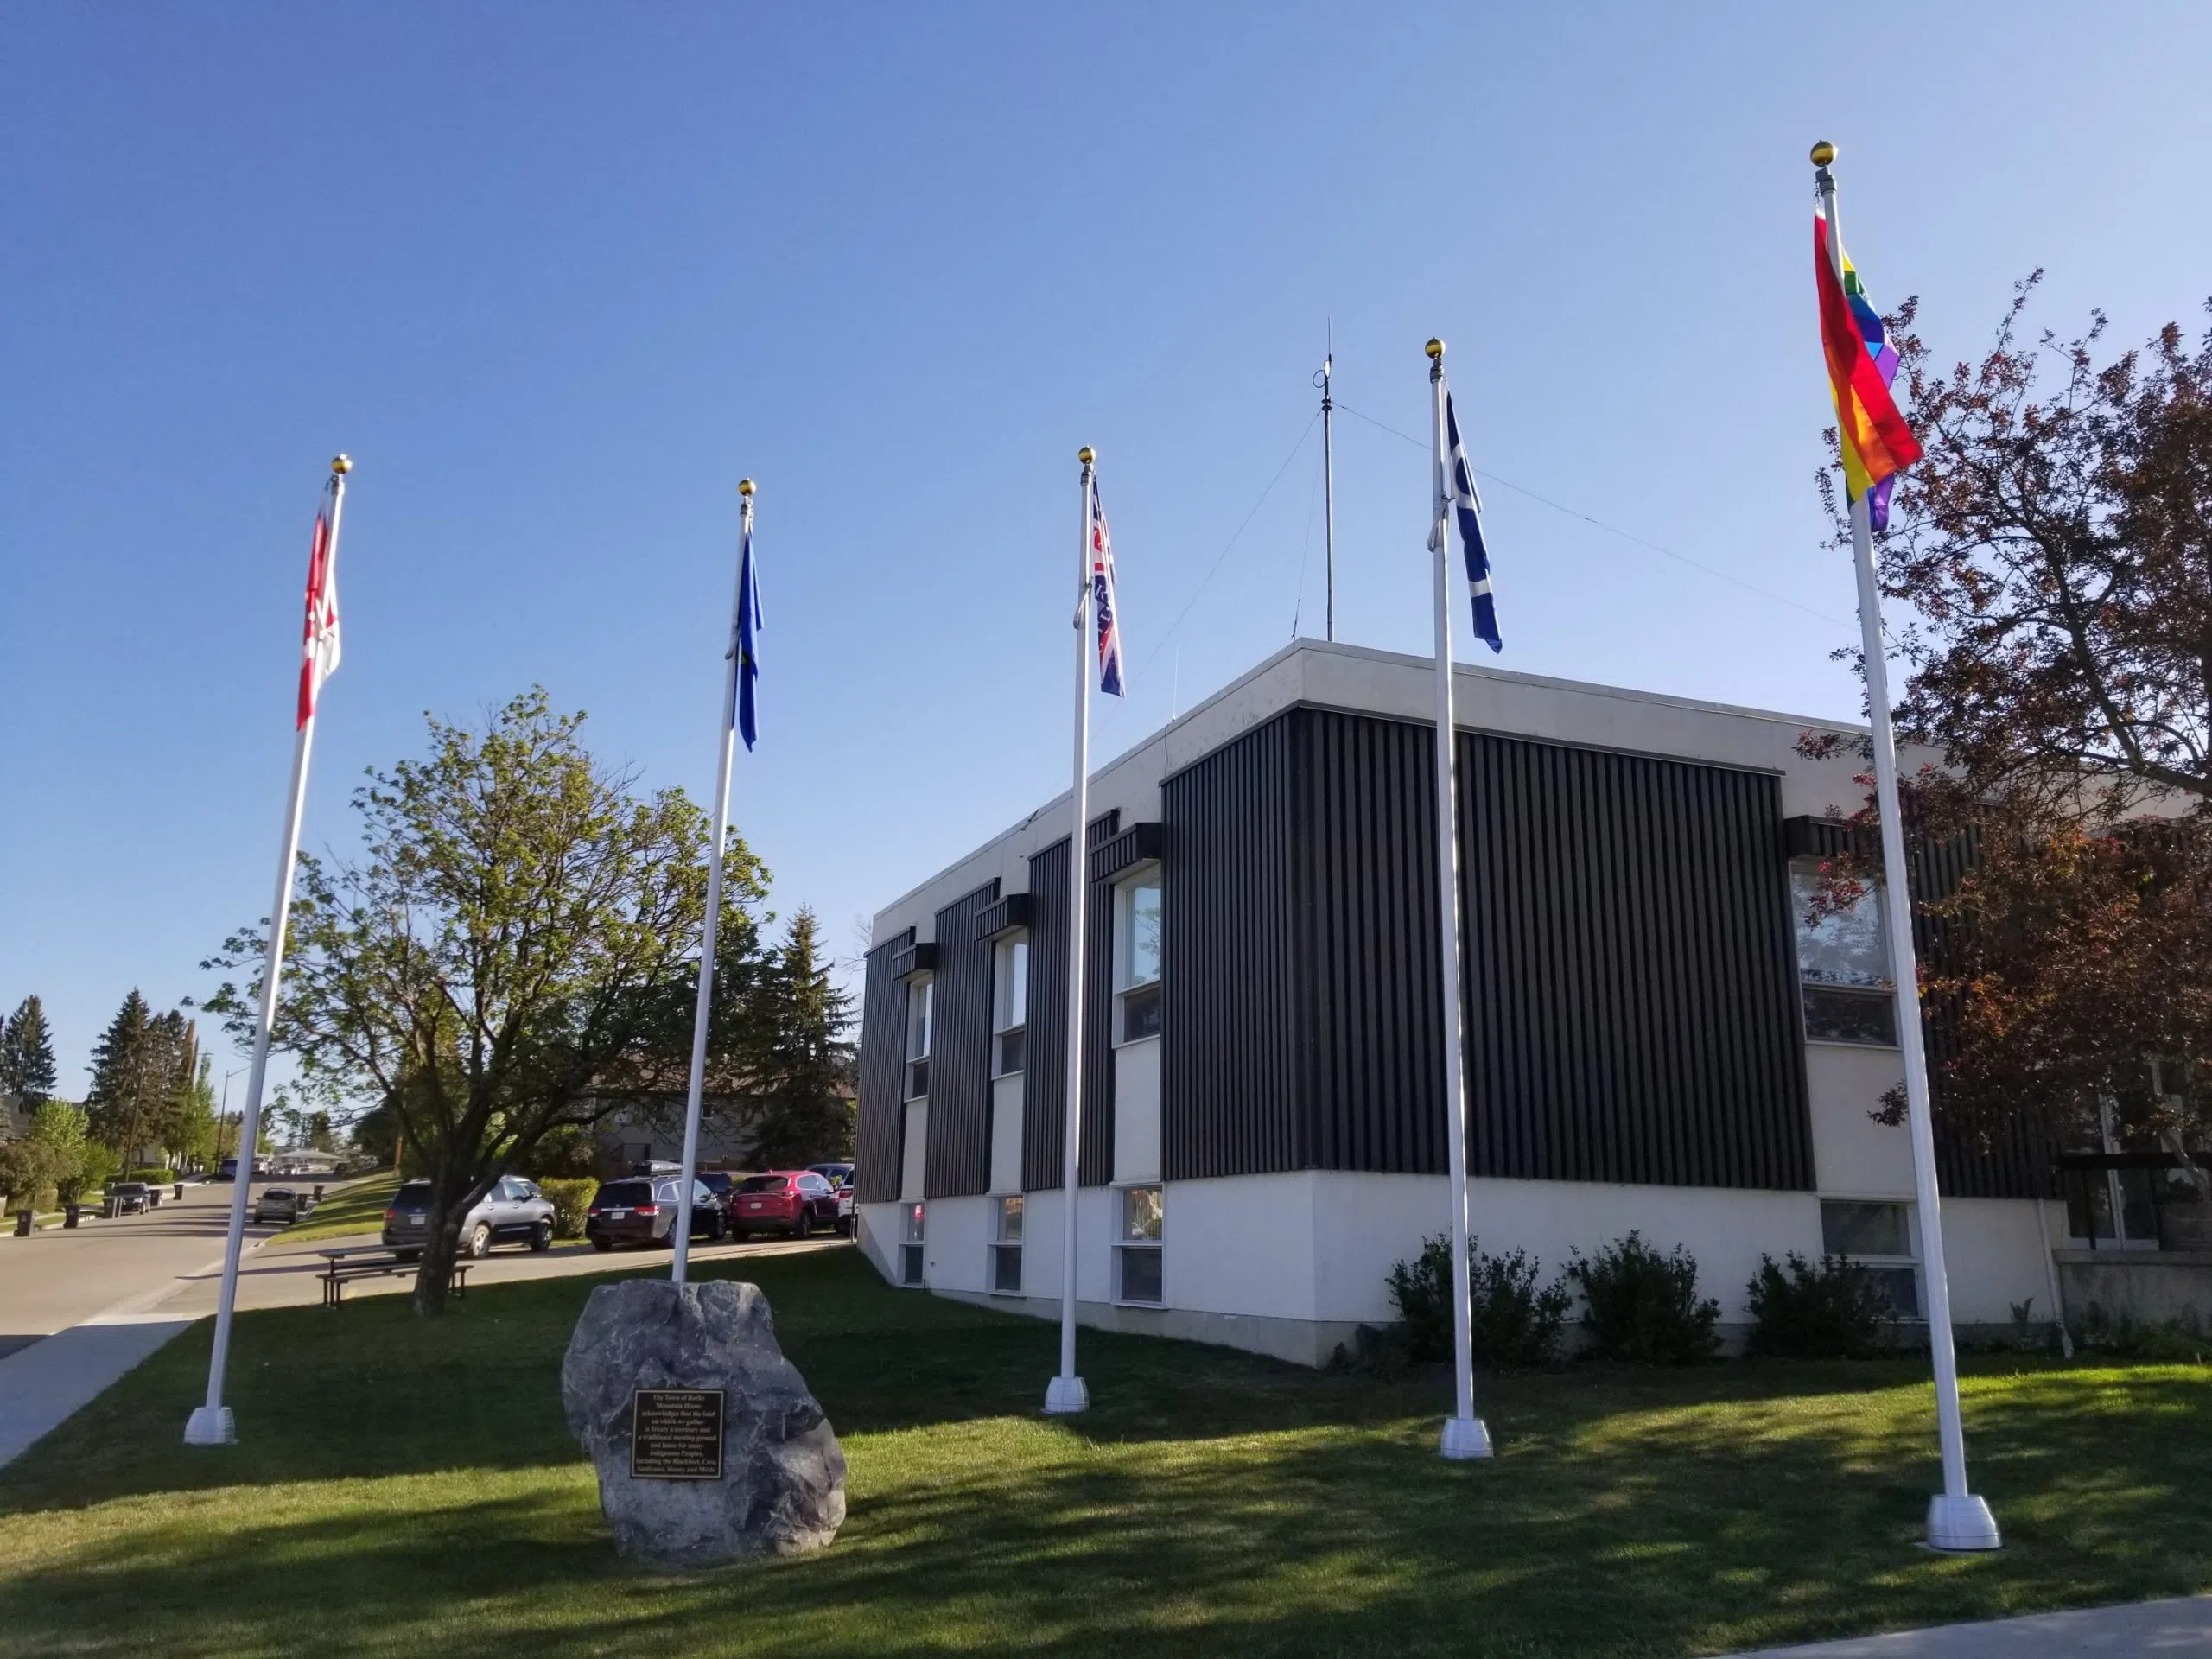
(905, 976), (933, 1100)
(1116, 1184), (1163, 1304)
(901, 1201), (925, 1287)
(1116, 872), (1163, 1045)
(1793, 864), (1897, 1046)
(1819, 1198), (1919, 1318)
(992, 935), (1027, 1077)
(991, 1194), (1023, 1294)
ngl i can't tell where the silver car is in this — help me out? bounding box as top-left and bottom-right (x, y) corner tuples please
(381, 1175), (556, 1260)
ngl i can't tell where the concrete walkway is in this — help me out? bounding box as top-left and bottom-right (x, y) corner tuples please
(1735, 1595), (2212, 1655)
(0, 1313), (195, 1465)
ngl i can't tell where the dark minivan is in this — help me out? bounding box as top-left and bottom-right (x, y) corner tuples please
(585, 1177), (728, 1251)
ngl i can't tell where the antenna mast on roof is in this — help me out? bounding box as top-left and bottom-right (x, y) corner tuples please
(1315, 325), (1337, 641)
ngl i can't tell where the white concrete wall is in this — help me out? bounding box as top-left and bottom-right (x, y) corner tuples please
(1939, 1197), (2059, 1325)
(1112, 1037), (1161, 1185)
(899, 1103), (927, 1202)
(919, 1193), (991, 1294)
(988, 1077), (1023, 1196)
(1164, 1173), (1320, 1322)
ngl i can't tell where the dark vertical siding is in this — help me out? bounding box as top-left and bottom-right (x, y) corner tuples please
(853, 928), (914, 1204)
(1159, 705), (1814, 1191)
(1160, 714), (1301, 1179)
(1295, 710), (1445, 1173)
(923, 880), (1001, 1200)
(1020, 812), (1120, 1191)
(1455, 728), (1813, 1191)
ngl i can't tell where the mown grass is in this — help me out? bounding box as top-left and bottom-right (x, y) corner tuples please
(274, 1174), (400, 1243)
(1, 1249), (2208, 1657)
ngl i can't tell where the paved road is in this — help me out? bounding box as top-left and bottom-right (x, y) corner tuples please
(1732, 1594), (2212, 1654)
(0, 1179), (289, 1356)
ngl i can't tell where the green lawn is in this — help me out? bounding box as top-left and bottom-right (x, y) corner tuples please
(275, 1173), (400, 1243)
(2, 1249), (2208, 1658)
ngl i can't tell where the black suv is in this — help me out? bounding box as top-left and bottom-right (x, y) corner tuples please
(584, 1177), (728, 1251)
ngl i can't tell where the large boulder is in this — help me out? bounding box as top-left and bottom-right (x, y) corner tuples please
(561, 1277), (846, 1567)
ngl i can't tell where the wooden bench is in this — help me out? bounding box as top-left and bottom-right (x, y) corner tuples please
(318, 1245), (472, 1307)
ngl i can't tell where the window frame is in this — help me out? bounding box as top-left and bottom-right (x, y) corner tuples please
(989, 1193), (1023, 1295)
(1791, 861), (1902, 1049)
(899, 1200), (925, 1288)
(904, 974), (934, 1100)
(1114, 1183), (1164, 1306)
(1817, 1197), (1923, 1321)
(1113, 868), (1164, 1047)
(991, 933), (1028, 1078)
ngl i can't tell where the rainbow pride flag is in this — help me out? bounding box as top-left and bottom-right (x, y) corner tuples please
(1815, 214), (1920, 530)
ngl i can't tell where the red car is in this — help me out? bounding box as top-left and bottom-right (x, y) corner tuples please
(728, 1170), (845, 1239)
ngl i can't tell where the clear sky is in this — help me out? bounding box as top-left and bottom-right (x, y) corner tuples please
(4, 3), (2207, 1094)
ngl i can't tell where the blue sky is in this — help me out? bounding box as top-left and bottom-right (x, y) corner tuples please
(4, 3), (2206, 1092)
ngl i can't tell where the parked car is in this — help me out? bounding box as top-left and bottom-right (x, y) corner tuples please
(380, 1176), (557, 1261)
(108, 1181), (152, 1215)
(253, 1187), (301, 1225)
(728, 1170), (845, 1239)
(697, 1170), (739, 1207)
(806, 1164), (856, 1229)
(584, 1177), (727, 1251)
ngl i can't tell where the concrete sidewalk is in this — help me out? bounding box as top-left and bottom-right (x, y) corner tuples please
(0, 1313), (195, 1465)
(1734, 1595), (2212, 1655)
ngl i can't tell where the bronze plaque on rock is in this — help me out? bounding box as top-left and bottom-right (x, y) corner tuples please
(628, 1388), (726, 1480)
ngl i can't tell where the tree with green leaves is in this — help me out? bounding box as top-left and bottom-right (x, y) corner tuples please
(30, 1102), (92, 1203)
(0, 995), (59, 1116)
(162, 1054), (218, 1172)
(204, 689), (756, 1313)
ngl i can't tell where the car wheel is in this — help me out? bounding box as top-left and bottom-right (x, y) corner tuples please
(796, 1210), (814, 1240)
(530, 1220), (553, 1253)
(467, 1223), (493, 1259)
(591, 1236), (613, 1253)
(708, 1214), (727, 1242)
(836, 1217), (852, 1237)
(729, 1226), (747, 1243)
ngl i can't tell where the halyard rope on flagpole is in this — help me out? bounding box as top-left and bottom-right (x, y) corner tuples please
(1045, 446), (1097, 1418)
(1812, 140), (1998, 1554)
(186, 454), (350, 1449)
(672, 477), (755, 1285)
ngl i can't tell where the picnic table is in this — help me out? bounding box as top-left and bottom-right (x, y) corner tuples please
(317, 1244), (471, 1307)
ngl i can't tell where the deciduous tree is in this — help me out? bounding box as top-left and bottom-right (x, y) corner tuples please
(203, 689), (755, 1313)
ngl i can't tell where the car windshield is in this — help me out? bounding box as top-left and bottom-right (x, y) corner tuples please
(736, 1175), (788, 1193)
(265, 1190), (295, 1200)
(594, 1182), (651, 1205)
(699, 1173), (733, 1192)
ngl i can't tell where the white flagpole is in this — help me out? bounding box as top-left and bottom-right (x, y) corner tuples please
(186, 454), (350, 1448)
(672, 477), (754, 1285)
(1045, 445), (1096, 1417)
(1813, 142), (1997, 1552)
(1426, 341), (1491, 1462)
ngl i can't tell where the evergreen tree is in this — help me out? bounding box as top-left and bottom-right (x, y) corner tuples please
(0, 995), (59, 1114)
(163, 1052), (219, 1171)
(87, 990), (169, 1166)
(747, 908), (856, 1167)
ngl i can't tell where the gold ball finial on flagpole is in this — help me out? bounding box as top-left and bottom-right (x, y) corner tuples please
(1809, 140), (1836, 167)
(737, 478), (755, 497)
(1424, 339), (1445, 360)
(1077, 446), (1095, 466)
(330, 454), (352, 475)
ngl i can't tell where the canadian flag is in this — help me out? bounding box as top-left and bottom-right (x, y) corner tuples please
(296, 501), (341, 728)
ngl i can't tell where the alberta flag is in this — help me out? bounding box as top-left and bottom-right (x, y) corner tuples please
(1433, 384), (1502, 652)
(1089, 473), (1125, 696)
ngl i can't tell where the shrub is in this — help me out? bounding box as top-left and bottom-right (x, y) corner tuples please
(1745, 1252), (1889, 1359)
(1386, 1234), (1573, 1366)
(1566, 1232), (1721, 1364)
(125, 1166), (176, 1185)
(541, 1178), (597, 1239)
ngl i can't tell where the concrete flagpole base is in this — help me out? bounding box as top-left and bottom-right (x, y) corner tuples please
(1439, 1416), (1493, 1459)
(1042, 1375), (1090, 1415)
(1926, 1492), (2002, 1551)
(181, 1406), (237, 1446)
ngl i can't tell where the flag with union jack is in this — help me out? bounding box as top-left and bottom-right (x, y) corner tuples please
(296, 484), (341, 728)
(1088, 473), (1125, 696)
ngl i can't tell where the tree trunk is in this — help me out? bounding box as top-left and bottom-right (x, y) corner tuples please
(411, 1192), (467, 1316)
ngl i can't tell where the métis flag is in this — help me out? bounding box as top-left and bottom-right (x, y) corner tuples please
(1433, 383), (1502, 652)
(1089, 472), (1125, 696)
(1815, 213), (1921, 531)
(732, 518), (762, 749)
(296, 486), (341, 728)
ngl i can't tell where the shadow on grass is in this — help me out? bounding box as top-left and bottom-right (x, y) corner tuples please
(3, 1252), (2210, 1656)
